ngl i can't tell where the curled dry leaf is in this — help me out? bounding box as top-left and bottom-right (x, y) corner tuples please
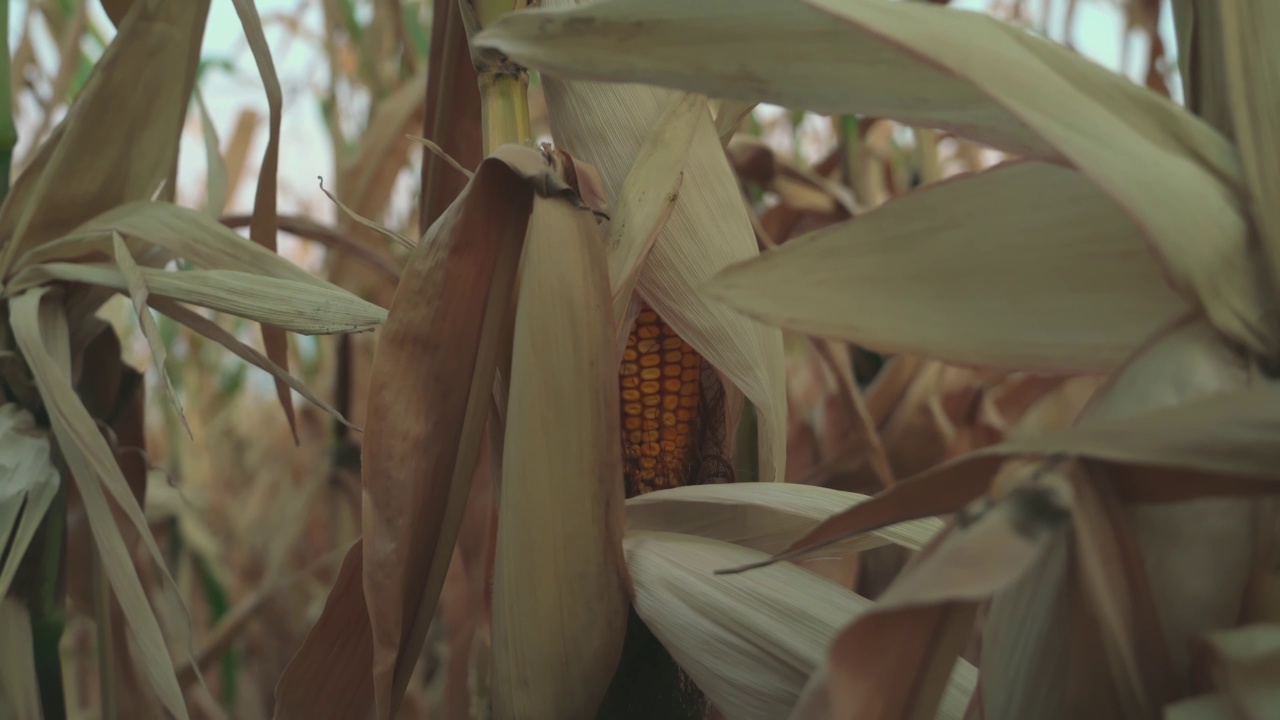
(362, 153), (533, 719)
(491, 190), (629, 720)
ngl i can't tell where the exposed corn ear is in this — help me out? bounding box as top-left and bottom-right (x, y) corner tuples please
(491, 183), (629, 720)
(623, 531), (976, 720)
(526, 12), (787, 487)
(624, 483), (941, 556)
(619, 305), (705, 497)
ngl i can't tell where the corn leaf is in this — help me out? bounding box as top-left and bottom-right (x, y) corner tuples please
(111, 233), (189, 437)
(9, 287), (190, 719)
(492, 192), (629, 720)
(18, 201), (343, 287)
(6, 263), (386, 335)
(624, 482), (941, 556)
(710, 161), (1185, 373)
(0, 404), (60, 599)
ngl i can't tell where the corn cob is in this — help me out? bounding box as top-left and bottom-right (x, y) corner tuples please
(619, 303), (703, 497)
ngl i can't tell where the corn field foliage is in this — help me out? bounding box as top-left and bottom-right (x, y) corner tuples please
(0, 0), (1277, 718)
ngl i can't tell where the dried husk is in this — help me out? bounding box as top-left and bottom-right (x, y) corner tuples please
(491, 189), (629, 719)
(530, 0), (788, 486)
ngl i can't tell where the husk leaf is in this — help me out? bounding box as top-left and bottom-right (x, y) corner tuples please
(491, 191), (629, 720)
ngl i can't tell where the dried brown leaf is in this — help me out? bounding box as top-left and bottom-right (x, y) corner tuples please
(362, 152), (533, 719)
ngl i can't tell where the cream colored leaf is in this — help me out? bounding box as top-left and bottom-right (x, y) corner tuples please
(16, 201), (336, 288)
(9, 288), (190, 720)
(479, 0), (1271, 355)
(0, 599), (42, 720)
(625, 531), (976, 720)
(537, 38), (787, 486)
(606, 91), (701, 331)
(625, 482), (941, 556)
(0, 404), (60, 600)
(7, 263), (386, 335)
(112, 233), (189, 437)
(709, 161), (1186, 372)
(492, 196), (629, 720)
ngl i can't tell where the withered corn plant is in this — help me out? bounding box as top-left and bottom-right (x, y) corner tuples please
(276, 0), (988, 719)
(471, 0), (1280, 717)
(0, 1), (386, 718)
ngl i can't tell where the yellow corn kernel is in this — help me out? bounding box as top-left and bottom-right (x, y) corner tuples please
(619, 304), (700, 497)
